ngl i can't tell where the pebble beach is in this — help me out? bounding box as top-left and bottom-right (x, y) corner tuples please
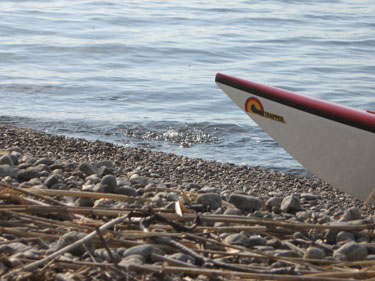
(1, 123), (375, 281)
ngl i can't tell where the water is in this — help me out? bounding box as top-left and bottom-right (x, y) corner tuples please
(0, 0), (374, 173)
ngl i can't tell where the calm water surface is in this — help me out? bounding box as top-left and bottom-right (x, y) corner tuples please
(0, 0), (374, 172)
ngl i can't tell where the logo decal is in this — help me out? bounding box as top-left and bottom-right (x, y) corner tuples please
(245, 97), (285, 123)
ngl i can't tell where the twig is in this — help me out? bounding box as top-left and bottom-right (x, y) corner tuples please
(3, 213), (130, 278)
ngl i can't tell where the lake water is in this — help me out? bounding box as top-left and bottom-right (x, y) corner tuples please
(0, 0), (374, 173)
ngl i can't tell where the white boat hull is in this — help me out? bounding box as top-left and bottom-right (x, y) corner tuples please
(216, 73), (375, 202)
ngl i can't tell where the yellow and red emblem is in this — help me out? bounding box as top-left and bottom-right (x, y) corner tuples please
(245, 97), (285, 123)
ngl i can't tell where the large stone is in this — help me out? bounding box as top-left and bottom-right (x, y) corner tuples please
(224, 233), (250, 246)
(228, 194), (262, 212)
(0, 154), (14, 167)
(280, 195), (301, 213)
(17, 168), (40, 181)
(53, 231), (94, 256)
(123, 245), (155, 260)
(304, 246), (326, 259)
(197, 193), (222, 210)
(45, 174), (60, 188)
(0, 164), (16, 178)
(333, 242), (368, 261)
(129, 174), (149, 187)
(79, 162), (98, 176)
(100, 174), (117, 193)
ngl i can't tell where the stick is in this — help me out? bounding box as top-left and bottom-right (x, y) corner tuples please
(3, 213), (130, 278)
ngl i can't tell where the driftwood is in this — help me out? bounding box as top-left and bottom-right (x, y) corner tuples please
(0, 181), (374, 280)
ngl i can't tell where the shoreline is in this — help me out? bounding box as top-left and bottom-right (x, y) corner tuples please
(1, 123), (374, 280)
(0, 123), (369, 211)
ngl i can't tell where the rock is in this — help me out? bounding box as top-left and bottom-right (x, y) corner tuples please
(333, 242), (368, 261)
(280, 195), (301, 213)
(304, 247), (326, 259)
(265, 197), (283, 210)
(336, 231), (355, 243)
(100, 174), (117, 193)
(45, 174), (60, 188)
(339, 207), (361, 222)
(249, 235), (267, 246)
(224, 233), (250, 246)
(129, 174), (149, 187)
(34, 157), (54, 166)
(300, 193), (320, 200)
(114, 186), (137, 196)
(118, 254), (144, 268)
(79, 162), (98, 176)
(224, 208), (242, 215)
(166, 253), (195, 264)
(0, 154), (14, 167)
(0, 242), (29, 254)
(228, 194), (262, 212)
(92, 183), (104, 193)
(74, 197), (94, 207)
(56, 273), (75, 281)
(197, 193), (222, 210)
(97, 160), (114, 169)
(0, 164), (16, 178)
(17, 168), (40, 181)
(53, 231), (94, 256)
(123, 244), (155, 260)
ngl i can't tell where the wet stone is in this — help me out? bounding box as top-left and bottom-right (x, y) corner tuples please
(196, 193), (222, 210)
(228, 194), (262, 212)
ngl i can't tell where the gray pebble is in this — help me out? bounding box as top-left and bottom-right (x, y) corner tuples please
(0, 164), (16, 178)
(0, 154), (14, 167)
(300, 193), (320, 200)
(224, 208), (242, 215)
(265, 197), (283, 210)
(123, 244), (155, 260)
(336, 231), (355, 243)
(280, 195), (301, 213)
(304, 246), (326, 259)
(34, 157), (54, 166)
(129, 174), (149, 187)
(119, 254), (145, 268)
(228, 194), (262, 212)
(79, 162), (98, 176)
(45, 173), (60, 188)
(333, 242), (368, 261)
(17, 168), (40, 181)
(196, 193), (222, 210)
(74, 197), (94, 207)
(53, 231), (94, 256)
(249, 235), (267, 246)
(114, 186), (137, 197)
(101, 174), (117, 193)
(224, 233), (250, 246)
(339, 207), (361, 222)
(167, 253), (195, 264)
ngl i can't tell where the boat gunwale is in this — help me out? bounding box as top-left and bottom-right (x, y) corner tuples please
(216, 73), (375, 133)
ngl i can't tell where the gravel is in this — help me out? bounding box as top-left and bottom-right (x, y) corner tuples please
(0, 123), (374, 280)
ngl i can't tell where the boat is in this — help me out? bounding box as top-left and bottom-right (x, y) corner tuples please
(215, 73), (375, 202)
